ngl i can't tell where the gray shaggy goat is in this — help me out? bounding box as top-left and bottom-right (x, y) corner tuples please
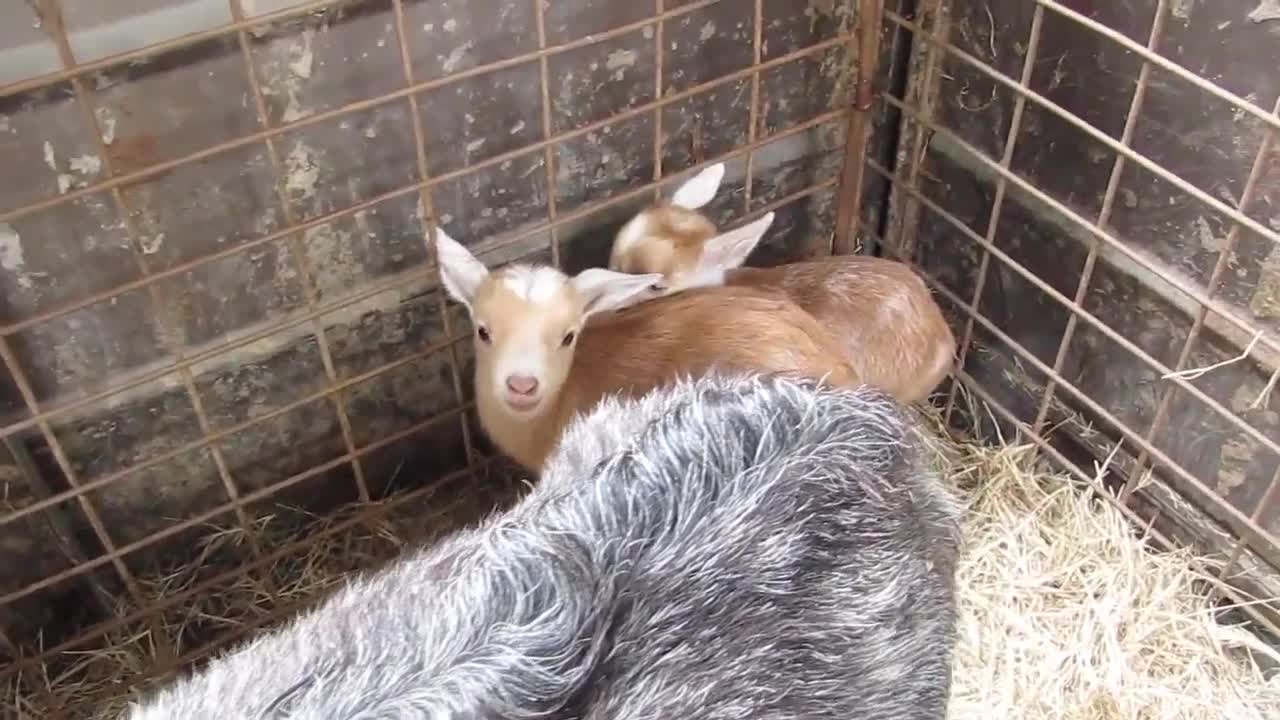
(126, 372), (961, 720)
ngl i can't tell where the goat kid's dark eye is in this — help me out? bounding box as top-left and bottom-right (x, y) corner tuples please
(477, 327), (492, 343)
(561, 331), (576, 347)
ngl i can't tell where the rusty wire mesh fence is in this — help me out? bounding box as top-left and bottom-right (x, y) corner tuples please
(852, 0), (1280, 637)
(1, 0), (1278, 716)
(0, 0), (862, 715)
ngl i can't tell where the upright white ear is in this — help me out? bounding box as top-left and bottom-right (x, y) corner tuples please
(669, 163), (725, 210)
(694, 212), (775, 273)
(433, 227), (489, 309)
(572, 269), (666, 316)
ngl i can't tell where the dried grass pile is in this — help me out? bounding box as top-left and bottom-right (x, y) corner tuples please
(6, 465), (521, 720)
(918, 406), (1280, 719)
(7, 406), (1280, 719)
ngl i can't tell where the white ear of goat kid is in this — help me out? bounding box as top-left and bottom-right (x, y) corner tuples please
(668, 161), (725, 210)
(433, 225), (863, 472)
(125, 372), (960, 720)
(609, 163), (959, 405)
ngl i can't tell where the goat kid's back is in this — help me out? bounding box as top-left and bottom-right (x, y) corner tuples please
(565, 283), (859, 423)
(729, 259), (956, 403)
(126, 372), (961, 720)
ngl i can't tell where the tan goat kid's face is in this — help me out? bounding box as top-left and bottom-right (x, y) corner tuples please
(433, 230), (662, 416)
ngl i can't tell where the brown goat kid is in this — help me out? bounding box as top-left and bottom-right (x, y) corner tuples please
(609, 163), (957, 404)
(434, 220), (861, 472)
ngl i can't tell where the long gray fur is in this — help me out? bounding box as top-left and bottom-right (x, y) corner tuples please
(126, 372), (962, 720)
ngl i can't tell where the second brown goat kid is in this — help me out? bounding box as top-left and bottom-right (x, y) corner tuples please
(609, 163), (956, 404)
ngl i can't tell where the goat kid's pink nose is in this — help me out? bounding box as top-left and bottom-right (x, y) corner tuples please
(505, 375), (539, 396)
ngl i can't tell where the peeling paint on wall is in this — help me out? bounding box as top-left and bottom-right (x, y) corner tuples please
(284, 140), (320, 201)
(1171, 0), (1199, 21)
(441, 41), (474, 74)
(1252, 244), (1280, 319)
(1248, 0), (1280, 23)
(68, 154), (102, 176)
(0, 223), (32, 290)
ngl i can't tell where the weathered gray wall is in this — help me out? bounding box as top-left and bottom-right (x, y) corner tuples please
(875, 0), (1280, 604)
(0, 0), (858, 684)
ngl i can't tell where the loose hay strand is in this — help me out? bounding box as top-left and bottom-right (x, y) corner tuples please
(4, 467), (521, 719)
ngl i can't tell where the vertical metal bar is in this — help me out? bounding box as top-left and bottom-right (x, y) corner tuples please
(1221, 465), (1280, 581)
(2, 436), (115, 616)
(387, 0), (478, 473)
(652, 0), (667, 202)
(832, 0), (885, 255)
(1032, 0), (1167, 434)
(534, 0), (564, 267)
(226, 0), (378, 504)
(743, 0), (765, 214)
(1118, 96), (1280, 502)
(0, 337), (146, 617)
(885, 0), (946, 263)
(943, 4), (1046, 425)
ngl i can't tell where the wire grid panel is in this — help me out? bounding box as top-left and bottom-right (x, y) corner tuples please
(0, 0), (858, 714)
(856, 0), (1280, 631)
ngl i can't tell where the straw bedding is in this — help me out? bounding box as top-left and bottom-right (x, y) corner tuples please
(919, 411), (1280, 719)
(7, 406), (1280, 719)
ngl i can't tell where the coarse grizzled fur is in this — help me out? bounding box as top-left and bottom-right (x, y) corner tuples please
(126, 372), (962, 720)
